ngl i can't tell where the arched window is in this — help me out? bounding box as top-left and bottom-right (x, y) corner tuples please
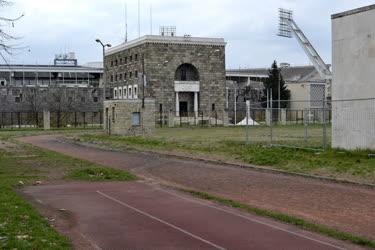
(175, 63), (199, 81)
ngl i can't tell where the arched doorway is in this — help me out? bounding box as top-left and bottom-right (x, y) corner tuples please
(174, 64), (200, 117)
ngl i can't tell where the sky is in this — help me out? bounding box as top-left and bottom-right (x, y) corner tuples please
(2, 0), (375, 69)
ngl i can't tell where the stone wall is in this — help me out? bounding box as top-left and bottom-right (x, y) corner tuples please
(105, 37), (227, 119)
(103, 98), (155, 136)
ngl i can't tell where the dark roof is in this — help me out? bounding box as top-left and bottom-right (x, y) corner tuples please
(332, 4), (375, 19)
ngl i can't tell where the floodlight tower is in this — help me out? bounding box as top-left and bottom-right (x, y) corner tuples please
(278, 9), (332, 96)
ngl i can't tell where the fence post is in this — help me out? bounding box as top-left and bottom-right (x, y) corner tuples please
(83, 112), (86, 128)
(322, 99), (327, 150)
(43, 110), (51, 130)
(17, 112), (21, 129)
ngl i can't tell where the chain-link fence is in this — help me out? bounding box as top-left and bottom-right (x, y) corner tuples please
(0, 111), (103, 129)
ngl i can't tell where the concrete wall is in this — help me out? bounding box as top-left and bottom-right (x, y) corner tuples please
(332, 5), (375, 150)
(103, 98), (155, 136)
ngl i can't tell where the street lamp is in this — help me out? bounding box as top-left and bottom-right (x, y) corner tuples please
(95, 39), (112, 101)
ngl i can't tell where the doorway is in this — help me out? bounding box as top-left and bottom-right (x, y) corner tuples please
(179, 101), (188, 116)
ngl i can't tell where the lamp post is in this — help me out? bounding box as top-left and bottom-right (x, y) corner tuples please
(95, 39), (112, 101)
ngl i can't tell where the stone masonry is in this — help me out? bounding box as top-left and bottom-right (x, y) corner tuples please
(103, 98), (155, 136)
(105, 35), (227, 123)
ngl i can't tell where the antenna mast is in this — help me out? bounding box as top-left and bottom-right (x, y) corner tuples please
(138, 0), (141, 38)
(125, 2), (128, 42)
(150, 5), (153, 35)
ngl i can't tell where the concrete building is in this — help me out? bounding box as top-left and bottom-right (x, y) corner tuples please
(226, 65), (328, 123)
(0, 54), (104, 113)
(105, 35), (227, 124)
(332, 5), (375, 149)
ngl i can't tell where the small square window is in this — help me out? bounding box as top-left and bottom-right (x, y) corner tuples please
(93, 97), (98, 102)
(132, 112), (140, 126)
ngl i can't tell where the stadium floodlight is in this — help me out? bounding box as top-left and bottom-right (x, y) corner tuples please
(278, 8), (293, 38)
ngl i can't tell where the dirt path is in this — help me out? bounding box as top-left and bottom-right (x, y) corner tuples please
(19, 135), (375, 240)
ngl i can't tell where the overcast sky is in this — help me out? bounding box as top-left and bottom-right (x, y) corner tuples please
(3, 0), (374, 68)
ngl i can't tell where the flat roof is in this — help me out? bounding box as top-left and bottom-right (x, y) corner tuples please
(0, 64), (103, 73)
(106, 35), (226, 56)
(332, 4), (375, 19)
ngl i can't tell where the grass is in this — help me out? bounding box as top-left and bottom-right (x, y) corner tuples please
(181, 189), (375, 248)
(78, 126), (375, 184)
(0, 150), (71, 249)
(0, 129), (137, 249)
(68, 167), (137, 181)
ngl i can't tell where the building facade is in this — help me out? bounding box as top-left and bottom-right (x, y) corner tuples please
(105, 35), (227, 123)
(332, 4), (375, 149)
(226, 65), (329, 123)
(0, 58), (104, 113)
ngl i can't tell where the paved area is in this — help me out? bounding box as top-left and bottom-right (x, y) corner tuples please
(23, 182), (358, 250)
(19, 135), (375, 241)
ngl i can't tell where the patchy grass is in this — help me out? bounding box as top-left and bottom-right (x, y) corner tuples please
(181, 189), (375, 248)
(68, 167), (137, 182)
(0, 151), (71, 249)
(0, 130), (137, 249)
(79, 129), (375, 184)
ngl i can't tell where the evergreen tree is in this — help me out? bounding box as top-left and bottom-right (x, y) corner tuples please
(261, 60), (290, 108)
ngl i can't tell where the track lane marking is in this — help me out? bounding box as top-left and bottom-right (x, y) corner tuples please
(157, 188), (346, 250)
(96, 190), (225, 250)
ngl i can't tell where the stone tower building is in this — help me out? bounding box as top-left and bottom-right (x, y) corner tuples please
(105, 35), (227, 121)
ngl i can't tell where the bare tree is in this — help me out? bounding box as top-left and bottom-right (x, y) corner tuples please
(0, 0), (24, 62)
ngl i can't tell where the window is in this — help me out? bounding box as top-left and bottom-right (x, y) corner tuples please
(128, 86), (132, 99)
(120, 58), (123, 65)
(115, 60), (118, 66)
(114, 88), (118, 99)
(81, 97), (85, 103)
(110, 75), (114, 82)
(119, 74), (123, 81)
(119, 88), (122, 99)
(133, 85), (138, 99)
(135, 70), (138, 78)
(124, 73), (127, 80)
(212, 103), (216, 111)
(124, 87), (127, 99)
(93, 97), (98, 102)
(111, 61), (113, 67)
(135, 54), (138, 61)
(130, 55), (133, 62)
(129, 72), (132, 78)
(125, 57), (128, 64)
(15, 97), (21, 103)
(112, 107), (115, 123)
(132, 112), (141, 126)
(0, 79), (6, 87)
(115, 74), (118, 82)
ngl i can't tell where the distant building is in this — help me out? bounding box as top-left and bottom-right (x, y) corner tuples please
(104, 35), (227, 124)
(227, 65), (328, 110)
(0, 54), (104, 113)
